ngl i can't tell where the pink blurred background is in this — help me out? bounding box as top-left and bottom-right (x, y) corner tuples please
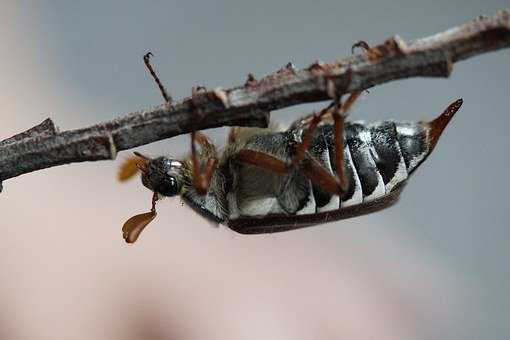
(1, 2), (509, 339)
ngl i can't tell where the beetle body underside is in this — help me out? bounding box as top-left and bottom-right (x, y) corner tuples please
(182, 118), (433, 234)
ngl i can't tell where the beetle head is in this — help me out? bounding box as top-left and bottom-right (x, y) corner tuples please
(134, 152), (184, 197)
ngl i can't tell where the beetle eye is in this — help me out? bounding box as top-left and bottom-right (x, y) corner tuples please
(156, 176), (180, 196)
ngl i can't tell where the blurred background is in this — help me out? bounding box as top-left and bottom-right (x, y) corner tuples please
(1, 1), (509, 339)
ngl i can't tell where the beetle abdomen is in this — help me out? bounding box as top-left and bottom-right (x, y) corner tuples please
(226, 99), (461, 233)
(230, 120), (431, 219)
(307, 120), (428, 214)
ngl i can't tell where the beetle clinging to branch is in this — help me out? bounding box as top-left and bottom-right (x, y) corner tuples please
(119, 48), (462, 243)
(0, 11), (508, 198)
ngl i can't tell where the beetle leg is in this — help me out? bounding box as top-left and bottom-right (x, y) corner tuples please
(236, 148), (346, 198)
(237, 148), (344, 196)
(287, 104), (346, 196)
(351, 40), (371, 54)
(143, 52), (173, 104)
(190, 131), (219, 195)
(300, 153), (345, 195)
(236, 149), (290, 174)
(292, 111), (322, 163)
(351, 40), (384, 61)
(332, 91), (361, 191)
(193, 130), (217, 157)
(292, 89), (361, 195)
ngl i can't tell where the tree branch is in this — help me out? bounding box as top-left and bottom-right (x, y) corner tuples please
(1, 10), (509, 192)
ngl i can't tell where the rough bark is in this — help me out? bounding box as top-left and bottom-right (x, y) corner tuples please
(1, 10), (509, 192)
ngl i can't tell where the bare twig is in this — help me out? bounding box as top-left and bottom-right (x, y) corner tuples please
(1, 10), (509, 192)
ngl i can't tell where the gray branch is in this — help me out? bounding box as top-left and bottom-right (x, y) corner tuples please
(1, 10), (509, 192)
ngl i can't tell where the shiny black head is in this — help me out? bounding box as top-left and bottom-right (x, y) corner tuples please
(138, 156), (184, 197)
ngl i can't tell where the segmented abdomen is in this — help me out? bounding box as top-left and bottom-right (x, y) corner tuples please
(306, 120), (429, 214)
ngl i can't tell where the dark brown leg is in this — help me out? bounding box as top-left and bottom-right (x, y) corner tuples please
(190, 131), (218, 195)
(188, 88), (219, 195)
(192, 157), (218, 195)
(233, 45), (366, 197)
(292, 88), (361, 195)
(236, 149), (290, 174)
(300, 155), (344, 195)
(292, 112), (322, 163)
(233, 105), (342, 196)
(332, 91), (361, 191)
(332, 109), (347, 191)
(233, 84), (361, 197)
(288, 104), (346, 195)
(237, 147), (343, 196)
(351, 40), (384, 61)
(193, 131), (217, 155)
(143, 52), (173, 104)
(351, 40), (371, 54)
(323, 65), (361, 190)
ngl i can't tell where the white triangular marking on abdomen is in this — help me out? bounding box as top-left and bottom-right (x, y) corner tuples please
(238, 197), (284, 217)
(362, 134), (386, 203)
(386, 141), (408, 192)
(342, 145), (363, 207)
(409, 151), (427, 171)
(316, 147), (340, 212)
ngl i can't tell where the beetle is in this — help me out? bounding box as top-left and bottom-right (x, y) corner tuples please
(118, 52), (462, 243)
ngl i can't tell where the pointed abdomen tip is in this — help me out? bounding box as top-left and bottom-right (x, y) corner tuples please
(450, 98), (463, 112)
(427, 98), (463, 149)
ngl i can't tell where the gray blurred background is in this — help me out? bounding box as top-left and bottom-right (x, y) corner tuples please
(1, 1), (509, 339)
